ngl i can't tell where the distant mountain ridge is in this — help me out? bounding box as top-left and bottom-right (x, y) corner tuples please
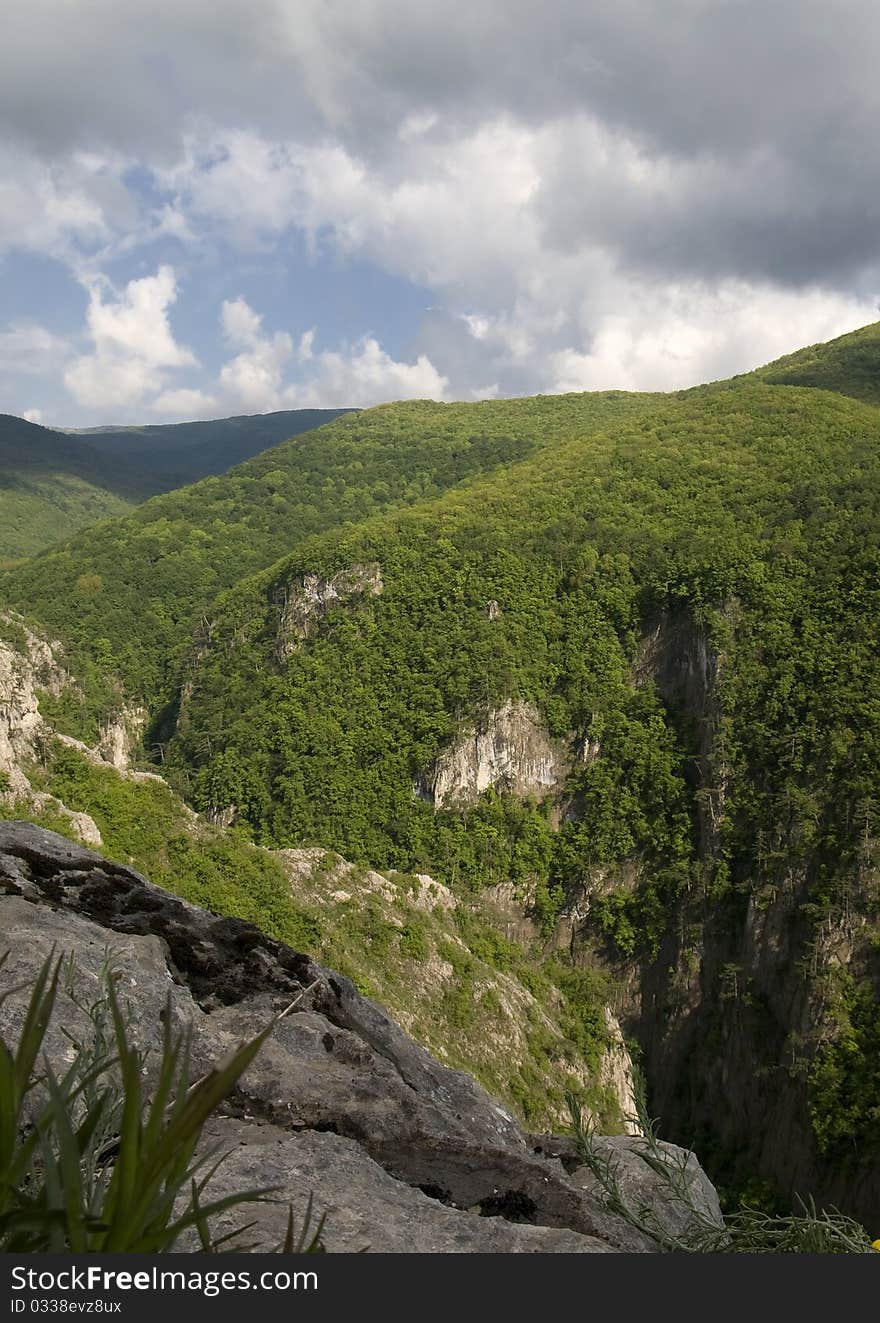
(0, 407), (353, 557)
(62, 408), (357, 485)
(0, 413), (156, 560)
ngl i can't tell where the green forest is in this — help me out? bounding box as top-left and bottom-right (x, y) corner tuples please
(1, 391), (656, 723)
(0, 407), (349, 559)
(3, 322), (880, 1220)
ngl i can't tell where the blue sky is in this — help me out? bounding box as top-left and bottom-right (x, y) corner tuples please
(2, 1), (879, 427)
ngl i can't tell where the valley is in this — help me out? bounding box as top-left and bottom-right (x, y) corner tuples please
(2, 324), (880, 1225)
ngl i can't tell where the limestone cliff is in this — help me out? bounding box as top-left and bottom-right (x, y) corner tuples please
(419, 700), (583, 808)
(581, 607), (880, 1224)
(0, 617), (101, 845)
(0, 615), (169, 846)
(275, 562), (383, 661)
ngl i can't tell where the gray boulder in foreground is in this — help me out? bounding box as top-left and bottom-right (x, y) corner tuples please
(0, 821), (723, 1253)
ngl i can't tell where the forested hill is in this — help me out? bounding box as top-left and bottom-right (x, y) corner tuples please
(169, 379), (880, 875)
(0, 413), (158, 559)
(158, 351), (880, 1216)
(2, 321), (880, 1217)
(0, 408), (353, 558)
(0, 390), (658, 720)
(66, 408), (354, 487)
(750, 319), (880, 405)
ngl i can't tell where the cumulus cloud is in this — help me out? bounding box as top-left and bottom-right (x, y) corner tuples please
(144, 297), (448, 418)
(64, 265), (197, 413)
(214, 296), (294, 411)
(221, 296), (271, 349)
(547, 283), (880, 393)
(3, 2), (880, 418)
(285, 336), (449, 408)
(157, 132), (304, 248)
(215, 300), (449, 413)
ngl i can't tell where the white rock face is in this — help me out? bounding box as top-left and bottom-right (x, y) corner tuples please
(25, 794), (103, 848)
(277, 562), (383, 659)
(97, 705), (147, 770)
(410, 872), (457, 913)
(0, 625), (104, 848)
(598, 1009), (642, 1136)
(0, 615), (168, 845)
(0, 618), (69, 794)
(423, 700), (569, 808)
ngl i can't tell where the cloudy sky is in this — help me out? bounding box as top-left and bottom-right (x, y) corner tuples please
(2, 0), (880, 426)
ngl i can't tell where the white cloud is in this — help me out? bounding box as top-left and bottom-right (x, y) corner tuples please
(216, 297), (294, 411)
(152, 203), (195, 243)
(0, 145), (110, 263)
(157, 132), (304, 248)
(547, 283), (879, 393)
(84, 265), (195, 368)
(143, 298), (449, 419)
(285, 336), (449, 407)
(462, 314), (491, 341)
(0, 322), (70, 374)
(221, 296), (267, 348)
(64, 265), (197, 413)
(22, 407), (42, 423)
(151, 387), (218, 417)
(215, 300), (449, 412)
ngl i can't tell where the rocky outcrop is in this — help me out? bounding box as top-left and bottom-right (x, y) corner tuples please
(532, 1132), (723, 1244)
(0, 619), (171, 845)
(275, 847), (458, 915)
(275, 563), (383, 661)
(597, 1009), (642, 1138)
(0, 622), (102, 846)
(96, 703), (147, 771)
(0, 617), (69, 791)
(52, 730), (174, 793)
(419, 700), (577, 808)
(271, 848), (639, 1133)
(0, 821), (722, 1253)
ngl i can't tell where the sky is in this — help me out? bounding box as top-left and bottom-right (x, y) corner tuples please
(2, 0), (880, 427)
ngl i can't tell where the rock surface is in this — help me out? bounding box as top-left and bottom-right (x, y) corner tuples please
(420, 700), (571, 808)
(0, 622), (103, 845)
(0, 821), (723, 1253)
(0, 618), (69, 795)
(0, 617), (164, 845)
(275, 563), (383, 660)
